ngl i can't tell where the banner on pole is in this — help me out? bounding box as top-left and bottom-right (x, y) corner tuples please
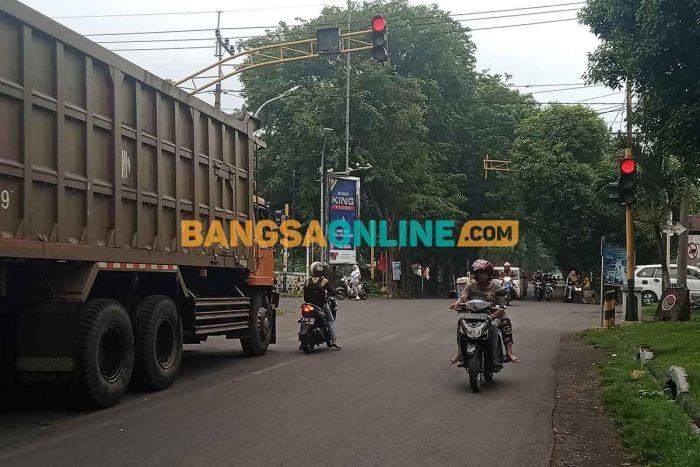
(603, 243), (627, 286)
(328, 175), (360, 265)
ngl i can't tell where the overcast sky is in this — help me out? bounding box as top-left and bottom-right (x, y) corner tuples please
(17, 0), (626, 129)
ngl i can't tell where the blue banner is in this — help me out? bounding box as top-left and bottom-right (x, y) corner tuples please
(603, 244), (627, 286)
(328, 176), (359, 264)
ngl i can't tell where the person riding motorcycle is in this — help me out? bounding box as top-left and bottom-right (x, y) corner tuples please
(499, 261), (520, 299)
(450, 260), (520, 364)
(565, 269), (580, 302)
(349, 264), (361, 300)
(303, 261), (341, 350)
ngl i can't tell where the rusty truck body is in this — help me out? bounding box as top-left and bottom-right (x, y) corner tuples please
(0, 0), (277, 408)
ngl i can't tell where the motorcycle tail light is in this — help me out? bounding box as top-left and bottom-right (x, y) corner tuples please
(301, 304), (315, 316)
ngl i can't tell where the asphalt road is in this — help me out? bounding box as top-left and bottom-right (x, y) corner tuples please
(0, 296), (606, 467)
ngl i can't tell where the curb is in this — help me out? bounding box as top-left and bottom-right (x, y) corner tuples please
(638, 347), (700, 430)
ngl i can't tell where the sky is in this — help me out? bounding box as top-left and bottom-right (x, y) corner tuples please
(16, 0), (627, 130)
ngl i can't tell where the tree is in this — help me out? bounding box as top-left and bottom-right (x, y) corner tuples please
(237, 0), (536, 295)
(580, 0), (700, 169)
(509, 105), (615, 273)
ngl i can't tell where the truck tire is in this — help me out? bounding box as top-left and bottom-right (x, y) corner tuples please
(133, 296), (182, 391)
(73, 299), (134, 409)
(240, 291), (272, 357)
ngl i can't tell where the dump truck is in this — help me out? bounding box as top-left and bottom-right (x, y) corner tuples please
(0, 0), (278, 408)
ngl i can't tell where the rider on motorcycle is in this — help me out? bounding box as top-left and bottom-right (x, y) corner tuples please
(349, 264), (361, 300)
(499, 261), (520, 299)
(303, 261), (341, 350)
(450, 259), (520, 364)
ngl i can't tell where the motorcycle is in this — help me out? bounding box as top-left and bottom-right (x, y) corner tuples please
(298, 298), (336, 353)
(544, 280), (554, 302)
(335, 276), (368, 300)
(455, 296), (507, 393)
(534, 278), (545, 302)
(501, 276), (515, 305)
(564, 280), (583, 303)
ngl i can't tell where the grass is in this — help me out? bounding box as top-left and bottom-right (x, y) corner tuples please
(583, 306), (700, 466)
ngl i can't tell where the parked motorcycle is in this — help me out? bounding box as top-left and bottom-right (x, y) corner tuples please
(501, 276), (515, 305)
(454, 295), (507, 393)
(298, 299), (337, 353)
(335, 276), (368, 300)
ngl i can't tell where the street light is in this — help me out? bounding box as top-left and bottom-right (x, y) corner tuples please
(320, 128), (333, 262)
(252, 85), (301, 119)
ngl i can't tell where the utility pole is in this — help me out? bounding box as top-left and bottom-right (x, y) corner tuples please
(678, 195), (690, 287)
(214, 11), (223, 111)
(624, 82), (637, 321)
(345, 0), (351, 172)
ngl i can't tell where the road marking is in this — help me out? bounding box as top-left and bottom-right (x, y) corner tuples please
(376, 333), (398, 343)
(250, 362), (292, 376)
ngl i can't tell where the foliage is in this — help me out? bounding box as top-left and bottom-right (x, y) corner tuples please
(238, 0), (536, 282)
(580, 0), (700, 170)
(508, 105), (617, 272)
(584, 315), (700, 466)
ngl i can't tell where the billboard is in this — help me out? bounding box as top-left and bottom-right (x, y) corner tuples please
(328, 175), (360, 265)
(603, 243), (627, 286)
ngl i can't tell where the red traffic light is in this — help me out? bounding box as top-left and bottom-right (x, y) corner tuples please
(620, 158), (636, 174)
(372, 16), (386, 32)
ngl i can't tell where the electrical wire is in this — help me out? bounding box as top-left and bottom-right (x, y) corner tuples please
(94, 6), (582, 44)
(84, 2), (583, 37)
(107, 17), (580, 51)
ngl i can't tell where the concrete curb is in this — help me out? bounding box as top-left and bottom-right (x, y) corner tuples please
(637, 348), (700, 430)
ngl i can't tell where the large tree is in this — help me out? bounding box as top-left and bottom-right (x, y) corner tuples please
(238, 0), (535, 293)
(509, 105), (616, 273)
(580, 0), (700, 167)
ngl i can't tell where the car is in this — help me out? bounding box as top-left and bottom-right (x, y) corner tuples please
(493, 266), (525, 299)
(634, 264), (700, 305)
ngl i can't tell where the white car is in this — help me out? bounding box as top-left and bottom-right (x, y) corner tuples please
(493, 266), (525, 299)
(635, 264), (700, 305)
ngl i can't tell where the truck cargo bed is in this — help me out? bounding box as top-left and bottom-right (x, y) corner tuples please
(0, 0), (260, 269)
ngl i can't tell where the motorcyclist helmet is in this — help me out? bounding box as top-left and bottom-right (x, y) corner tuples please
(310, 261), (330, 277)
(471, 259), (494, 280)
(503, 262), (511, 269)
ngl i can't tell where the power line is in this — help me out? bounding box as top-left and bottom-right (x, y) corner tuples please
(53, 4), (345, 19)
(107, 17), (580, 51)
(217, 88), (620, 105)
(94, 7), (581, 43)
(62, 1), (582, 21)
(574, 92), (624, 103)
(85, 3), (582, 37)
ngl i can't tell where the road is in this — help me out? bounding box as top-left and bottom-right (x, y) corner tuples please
(0, 296), (605, 467)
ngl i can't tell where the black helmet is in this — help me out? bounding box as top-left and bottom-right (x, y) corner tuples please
(310, 261), (330, 277)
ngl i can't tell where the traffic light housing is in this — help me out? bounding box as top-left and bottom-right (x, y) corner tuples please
(370, 15), (388, 62)
(608, 159), (637, 205)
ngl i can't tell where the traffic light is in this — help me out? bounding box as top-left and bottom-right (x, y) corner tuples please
(370, 15), (388, 62)
(608, 159), (637, 205)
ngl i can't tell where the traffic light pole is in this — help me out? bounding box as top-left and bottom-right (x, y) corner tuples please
(624, 83), (637, 321)
(345, 0), (351, 172)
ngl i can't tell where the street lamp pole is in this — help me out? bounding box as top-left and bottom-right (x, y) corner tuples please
(320, 128), (333, 263)
(252, 85), (300, 119)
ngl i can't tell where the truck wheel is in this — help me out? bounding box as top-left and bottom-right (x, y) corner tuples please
(73, 299), (134, 409)
(133, 296), (182, 391)
(241, 291), (272, 357)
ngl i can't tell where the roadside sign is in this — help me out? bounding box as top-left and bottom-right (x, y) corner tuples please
(603, 243), (627, 286)
(661, 223), (687, 236)
(689, 235), (700, 266)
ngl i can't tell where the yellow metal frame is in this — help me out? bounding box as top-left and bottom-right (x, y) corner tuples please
(483, 154), (513, 179)
(176, 30), (373, 95)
